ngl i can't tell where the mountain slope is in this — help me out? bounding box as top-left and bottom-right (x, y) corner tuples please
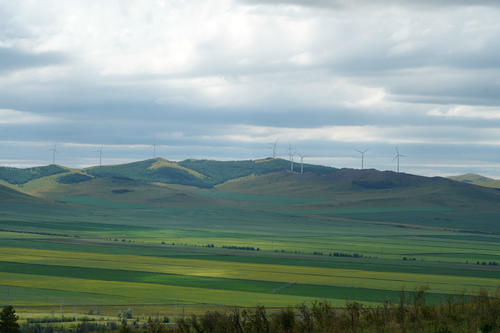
(0, 183), (38, 202)
(178, 158), (335, 185)
(83, 157), (335, 188)
(84, 158), (210, 187)
(2, 159), (500, 234)
(219, 168), (500, 206)
(449, 173), (500, 188)
(0, 165), (68, 185)
(217, 168), (500, 233)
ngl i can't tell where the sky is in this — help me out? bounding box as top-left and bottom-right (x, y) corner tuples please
(1, 0), (500, 177)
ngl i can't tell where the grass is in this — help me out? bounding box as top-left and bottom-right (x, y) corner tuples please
(0, 242), (498, 307)
(55, 195), (146, 209)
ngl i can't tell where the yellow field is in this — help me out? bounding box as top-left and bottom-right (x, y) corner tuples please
(1, 247), (499, 297)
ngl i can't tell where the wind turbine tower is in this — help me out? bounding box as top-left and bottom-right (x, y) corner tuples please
(49, 144), (57, 165)
(153, 143), (157, 158)
(271, 140), (278, 158)
(298, 154), (305, 175)
(97, 145), (103, 167)
(356, 149), (368, 169)
(288, 144), (294, 172)
(393, 147), (407, 173)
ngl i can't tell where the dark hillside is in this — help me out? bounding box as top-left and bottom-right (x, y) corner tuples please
(217, 167), (500, 233)
(0, 184), (37, 202)
(178, 158), (335, 185)
(84, 158), (336, 188)
(219, 167), (500, 206)
(85, 158), (210, 187)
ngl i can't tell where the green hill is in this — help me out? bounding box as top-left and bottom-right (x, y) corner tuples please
(4, 158), (500, 234)
(178, 158), (335, 185)
(84, 158), (210, 187)
(449, 173), (500, 188)
(0, 165), (68, 185)
(0, 183), (37, 202)
(219, 168), (500, 206)
(83, 157), (335, 188)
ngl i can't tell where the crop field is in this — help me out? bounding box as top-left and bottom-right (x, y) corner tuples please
(1, 170), (500, 320)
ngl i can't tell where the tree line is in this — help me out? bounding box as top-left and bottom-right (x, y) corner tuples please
(2, 288), (499, 333)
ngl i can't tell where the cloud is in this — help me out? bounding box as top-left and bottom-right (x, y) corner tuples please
(0, 109), (58, 125)
(428, 105), (500, 120)
(0, 47), (67, 73)
(0, 1), (500, 177)
(240, 0), (500, 9)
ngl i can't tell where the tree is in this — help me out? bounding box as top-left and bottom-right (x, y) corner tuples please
(119, 320), (131, 333)
(0, 306), (20, 333)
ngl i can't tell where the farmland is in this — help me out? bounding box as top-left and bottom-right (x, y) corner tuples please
(1, 159), (500, 320)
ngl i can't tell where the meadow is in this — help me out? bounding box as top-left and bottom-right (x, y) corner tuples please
(1, 183), (500, 321)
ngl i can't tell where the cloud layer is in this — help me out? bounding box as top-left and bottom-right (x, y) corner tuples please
(1, 1), (500, 177)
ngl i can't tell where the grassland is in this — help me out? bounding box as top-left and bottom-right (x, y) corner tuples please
(1, 160), (500, 320)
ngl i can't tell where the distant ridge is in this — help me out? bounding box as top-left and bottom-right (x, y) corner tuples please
(449, 173), (500, 188)
(1, 157), (499, 194)
(0, 164), (68, 185)
(81, 157), (335, 188)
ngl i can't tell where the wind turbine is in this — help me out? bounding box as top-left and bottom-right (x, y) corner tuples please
(269, 139), (278, 159)
(356, 149), (368, 170)
(96, 145), (103, 167)
(153, 143), (157, 158)
(288, 144), (294, 172)
(297, 153), (305, 175)
(49, 144), (57, 165)
(393, 147), (406, 173)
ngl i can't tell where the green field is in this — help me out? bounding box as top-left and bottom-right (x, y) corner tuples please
(1, 160), (500, 319)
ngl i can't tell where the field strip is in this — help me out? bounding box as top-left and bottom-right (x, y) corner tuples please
(1, 247), (499, 295)
(0, 272), (372, 307)
(2, 261), (453, 303)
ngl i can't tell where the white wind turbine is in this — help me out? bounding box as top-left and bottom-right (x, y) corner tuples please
(96, 145), (103, 167)
(393, 147), (406, 173)
(269, 139), (278, 159)
(356, 149), (368, 170)
(288, 144), (295, 172)
(297, 153), (305, 175)
(49, 144), (57, 165)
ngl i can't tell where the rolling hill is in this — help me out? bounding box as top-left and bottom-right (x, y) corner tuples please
(2, 157), (500, 234)
(449, 173), (500, 188)
(0, 183), (37, 202)
(0, 164), (68, 185)
(83, 157), (335, 188)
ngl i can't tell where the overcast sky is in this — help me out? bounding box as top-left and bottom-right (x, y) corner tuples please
(1, 0), (500, 177)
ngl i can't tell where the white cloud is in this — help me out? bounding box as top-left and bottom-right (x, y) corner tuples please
(0, 109), (57, 124)
(428, 105), (500, 119)
(201, 124), (500, 146)
(1, 1), (500, 176)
